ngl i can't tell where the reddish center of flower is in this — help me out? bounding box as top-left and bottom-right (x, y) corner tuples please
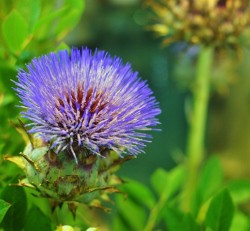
(55, 84), (107, 126)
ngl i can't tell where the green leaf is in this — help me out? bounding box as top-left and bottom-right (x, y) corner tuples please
(33, 0), (84, 41)
(164, 206), (183, 231)
(180, 214), (200, 231)
(112, 216), (130, 231)
(115, 194), (146, 231)
(205, 189), (235, 231)
(23, 206), (51, 231)
(0, 186), (27, 231)
(150, 168), (168, 196)
(55, 42), (70, 52)
(228, 180), (250, 204)
(151, 166), (185, 199)
(164, 206), (200, 231)
(194, 156), (223, 214)
(16, 0), (41, 32)
(2, 10), (28, 54)
(54, 0), (85, 40)
(230, 210), (250, 231)
(0, 199), (11, 223)
(32, 7), (68, 39)
(120, 179), (156, 209)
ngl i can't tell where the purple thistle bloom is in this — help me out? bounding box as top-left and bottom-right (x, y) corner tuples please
(15, 47), (160, 163)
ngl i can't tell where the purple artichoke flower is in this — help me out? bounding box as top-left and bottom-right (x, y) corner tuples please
(15, 47), (160, 163)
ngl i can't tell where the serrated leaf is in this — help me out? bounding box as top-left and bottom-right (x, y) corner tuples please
(23, 206), (51, 231)
(120, 179), (156, 209)
(0, 199), (11, 223)
(0, 186), (27, 231)
(205, 189), (235, 231)
(2, 10), (28, 54)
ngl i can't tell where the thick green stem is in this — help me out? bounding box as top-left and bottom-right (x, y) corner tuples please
(143, 46), (214, 231)
(181, 46), (214, 212)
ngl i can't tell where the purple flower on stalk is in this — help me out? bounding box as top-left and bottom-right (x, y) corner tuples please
(15, 47), (160, 163)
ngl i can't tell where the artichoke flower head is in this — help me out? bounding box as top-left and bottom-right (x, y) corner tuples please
(7, 47), (161, 213)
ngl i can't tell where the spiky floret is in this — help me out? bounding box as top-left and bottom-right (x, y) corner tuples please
(15, 47), (160, 163)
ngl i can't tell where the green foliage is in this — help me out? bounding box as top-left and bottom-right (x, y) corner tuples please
(205, 189), (235, 231)
(194, 156), (223, 215)
(23, 206), (51, 231)
(0, 186), (27, 231)
(0, 199), (11, 223)
(113, 156), (250, 231)
(2, 10), (29, 54)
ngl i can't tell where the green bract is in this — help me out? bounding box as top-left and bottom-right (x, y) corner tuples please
(6, 133), (130, 212)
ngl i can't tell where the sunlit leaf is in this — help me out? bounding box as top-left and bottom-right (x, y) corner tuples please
(4, 155), (25, 170)
(228, 180), (250, 204)
(54, 0), (85, 40)
(2, 10), (28, 54)
(55, 42), (70, 52)
(230, 210), (250, 231)
(32, 7), (68, 39)
(16, 0), (41, 32)
(205, 189), (234, 231)
(56, 225), (81, 231)
(33, 0), (84, 41)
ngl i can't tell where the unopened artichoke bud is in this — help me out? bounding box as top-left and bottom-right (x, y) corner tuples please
(147, 0), (250, 48)
(12, 47), (160, 209)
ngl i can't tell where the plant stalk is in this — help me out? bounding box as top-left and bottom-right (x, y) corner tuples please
(143, 185), (170, 231)
(181, 46), (214, 212)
